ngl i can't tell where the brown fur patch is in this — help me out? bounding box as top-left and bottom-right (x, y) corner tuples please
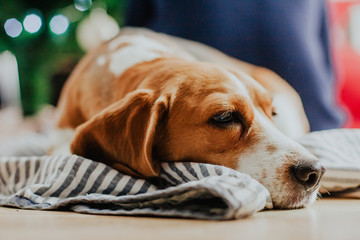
(262, 169), (267, 179)
(266, 144), (278, 153)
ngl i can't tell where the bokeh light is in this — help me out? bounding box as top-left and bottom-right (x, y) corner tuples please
(49, 14), (70, 35)
(23, 13), (42, 33)
(74, 0), (92, 12)
(4, 18), (23, 38)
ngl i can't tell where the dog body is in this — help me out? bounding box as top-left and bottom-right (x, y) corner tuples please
(55, 28), (324, 209)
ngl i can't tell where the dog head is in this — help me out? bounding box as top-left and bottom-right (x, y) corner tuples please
(71, 58), (324, 209)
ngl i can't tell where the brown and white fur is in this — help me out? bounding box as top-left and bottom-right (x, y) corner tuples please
(53, 27), (324, 209)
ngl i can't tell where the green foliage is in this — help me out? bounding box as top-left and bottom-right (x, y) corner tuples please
(0, 0), (126, 115)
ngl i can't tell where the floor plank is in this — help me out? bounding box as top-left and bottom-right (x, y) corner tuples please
(1, 198), (360, 240)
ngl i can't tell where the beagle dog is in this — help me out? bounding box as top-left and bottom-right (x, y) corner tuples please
(54, 27), (325, 209)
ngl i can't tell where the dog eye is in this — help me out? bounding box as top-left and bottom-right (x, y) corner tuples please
(210, 111), (237, 127)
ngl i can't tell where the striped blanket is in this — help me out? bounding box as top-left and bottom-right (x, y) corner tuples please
(1, 128), (360, 219)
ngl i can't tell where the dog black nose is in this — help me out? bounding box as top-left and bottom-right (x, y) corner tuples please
(292, 161), (325, 189)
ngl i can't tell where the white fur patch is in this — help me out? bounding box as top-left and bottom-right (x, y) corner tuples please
(109, 46), (161, 77)
(109, 35), (169, 52)
(96, 55), (106, 66)
(108, 35), (171, 77)
(108, 34), (198, 76)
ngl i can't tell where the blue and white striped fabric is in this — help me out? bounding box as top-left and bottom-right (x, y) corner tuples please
(1, 128), (360, 219)
(0, 135), (272, 220)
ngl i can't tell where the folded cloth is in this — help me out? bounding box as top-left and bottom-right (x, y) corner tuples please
(297, 128), (360, 197)
(0, 134), (272, 220)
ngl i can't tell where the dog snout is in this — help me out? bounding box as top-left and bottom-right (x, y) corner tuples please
(291, 160), (325, 190)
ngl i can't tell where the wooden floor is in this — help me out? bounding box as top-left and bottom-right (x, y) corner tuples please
(1, 198), (360, 240)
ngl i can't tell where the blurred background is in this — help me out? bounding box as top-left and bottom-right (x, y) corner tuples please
(0, 0), (125, 115)
(330, 0), (360, 128)
(0, 0), (359, 129)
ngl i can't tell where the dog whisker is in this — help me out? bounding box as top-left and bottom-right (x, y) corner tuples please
(319, 186), (330, 196)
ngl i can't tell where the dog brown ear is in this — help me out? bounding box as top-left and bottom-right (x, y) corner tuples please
(70, 90), (169, 178)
